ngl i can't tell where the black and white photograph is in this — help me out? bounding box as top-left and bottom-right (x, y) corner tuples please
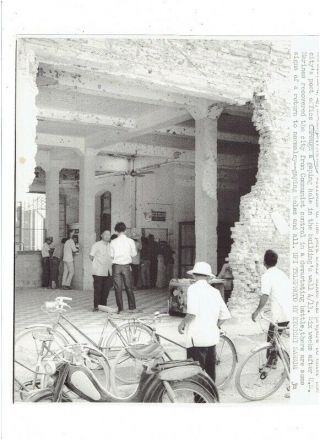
(1, 1), (319, 439)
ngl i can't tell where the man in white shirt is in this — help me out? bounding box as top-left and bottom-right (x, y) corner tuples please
(62, 235), (78, 290)
(178, 261), (231, 381)
(41, 237), (53, 287)
(110, 222), (137, 312)
(252, 249), (291, 366)
(89, 230), (113, 312)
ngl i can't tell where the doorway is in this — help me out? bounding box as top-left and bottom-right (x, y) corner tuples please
(178, 221), (195, 277)
(100, 191), (111, 234)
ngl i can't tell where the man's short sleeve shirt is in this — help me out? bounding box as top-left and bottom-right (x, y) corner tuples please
(90, 240), (112, 276)
(260, 267), (291, 323)
(185, 280), (231, 348)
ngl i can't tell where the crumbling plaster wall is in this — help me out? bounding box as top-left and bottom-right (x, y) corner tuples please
(227, 51), (291, 318)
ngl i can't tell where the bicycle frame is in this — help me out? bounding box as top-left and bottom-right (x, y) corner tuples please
(269, 326), (290, 379)
(37, 310), (140, 352)
(139, 319), (235, 364)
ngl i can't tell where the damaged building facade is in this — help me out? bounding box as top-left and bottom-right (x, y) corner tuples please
(15, 38), (291, 318)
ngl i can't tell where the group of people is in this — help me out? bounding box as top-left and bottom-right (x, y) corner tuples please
(138, 235), (174, 289)
(90, 222), (139, 312)
(42, 230), (291, 386)
(89, 222), (174, 312)
(178, 249), (291, 383)
(41, 234), (78, 290)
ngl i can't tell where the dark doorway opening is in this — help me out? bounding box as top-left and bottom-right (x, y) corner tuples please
(178, 221), (195, 277)
(100, 191), (111, 234)
(217, 111), (260, 272)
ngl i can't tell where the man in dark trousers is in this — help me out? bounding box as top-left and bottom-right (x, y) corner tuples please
(178, 262), (231, 382)
(110, 222), (137, 312)
(89, 230), (113, 312)
(41, 237), (53, 287)
(148, 234), (158, 288)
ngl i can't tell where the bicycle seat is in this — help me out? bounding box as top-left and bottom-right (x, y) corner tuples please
(125, 342), (164, 360)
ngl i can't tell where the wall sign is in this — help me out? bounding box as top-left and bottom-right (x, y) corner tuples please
(151, 210), (166, 222)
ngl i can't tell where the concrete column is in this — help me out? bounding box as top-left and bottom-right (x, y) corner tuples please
(16, 41), (38, 200)
(45, 164), (60, 244)
(193, 104), (224, 274)
(79, 149), (97, 290)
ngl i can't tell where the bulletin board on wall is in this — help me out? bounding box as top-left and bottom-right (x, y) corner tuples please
(140, 203), (173, 230)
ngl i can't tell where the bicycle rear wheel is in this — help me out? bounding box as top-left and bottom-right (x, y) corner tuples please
(235, 345), (288, 401)
(15, 326), (68, 399)
(102, 321), (154, 360)
(215, 334), (237, 389)
(151, 381), (218, 403)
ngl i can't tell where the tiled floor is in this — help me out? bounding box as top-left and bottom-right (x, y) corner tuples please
(14, 287), (170, 336)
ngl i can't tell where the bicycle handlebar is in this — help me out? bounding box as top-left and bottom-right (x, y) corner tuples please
(42, 297), (72, 314)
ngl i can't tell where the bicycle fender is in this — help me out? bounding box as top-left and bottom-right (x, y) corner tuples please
(158, 364), (202, 381)
(21, 324), (54, 331)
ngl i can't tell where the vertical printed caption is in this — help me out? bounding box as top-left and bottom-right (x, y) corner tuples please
(291, 47), (319, 403)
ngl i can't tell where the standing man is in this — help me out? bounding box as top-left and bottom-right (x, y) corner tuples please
(178, 262), (231, 382)
(110, 222), (137, 312)
(252, 249), (291, 367)
(90, 230), (113, 312)
(48, 245), (60, 289)
(130, 232), (142, 289)
(140, 236), (151, 289)
(41, 237), (53, 287)
(217, 257), (234, 303)
(62, 234), (78, 290)
(148, 234), (158, 288)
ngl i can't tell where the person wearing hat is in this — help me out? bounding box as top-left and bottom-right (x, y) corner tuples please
(178, 261), (231, 382)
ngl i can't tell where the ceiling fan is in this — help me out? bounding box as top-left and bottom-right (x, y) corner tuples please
(96, 153), (194, 180)
(96, 156), (156, 179)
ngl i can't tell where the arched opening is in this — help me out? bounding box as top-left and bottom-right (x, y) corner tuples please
(100, 191), (112, 235)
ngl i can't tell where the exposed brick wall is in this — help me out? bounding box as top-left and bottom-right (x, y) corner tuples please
(228, 47), (291, 318)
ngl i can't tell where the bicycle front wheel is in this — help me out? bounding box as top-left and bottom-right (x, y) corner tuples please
(15, 326), (68, 399)
(25, 389), (73, 402)
(215, 334), (237, 389)
(235, 345), (288, 401)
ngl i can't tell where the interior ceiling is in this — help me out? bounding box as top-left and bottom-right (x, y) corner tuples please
(36, 87), (162, 117)
(36, 62), (259, 159)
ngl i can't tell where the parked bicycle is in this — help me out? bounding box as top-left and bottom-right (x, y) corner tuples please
(235, 313), (290, 401)
(97, 306), (237, 397)
(14, 297), (153, 397)
(15, 297), (237, 399)
(25, 343), (220, 403)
